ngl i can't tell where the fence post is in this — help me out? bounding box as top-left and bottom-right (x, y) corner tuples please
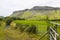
(46, 16), (50, 40)
(50, 29), (53, 40)
(54, 25), (57, 32)
(54, 32), (57, 40)
(54, 25), (57, 40)
(46, 16), (50, 31)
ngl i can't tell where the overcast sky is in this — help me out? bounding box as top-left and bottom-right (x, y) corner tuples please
(0, 0), (60, 17)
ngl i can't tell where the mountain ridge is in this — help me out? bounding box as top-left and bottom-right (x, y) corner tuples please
(11, 6), (60, 20)
(13, 6), (60, 12)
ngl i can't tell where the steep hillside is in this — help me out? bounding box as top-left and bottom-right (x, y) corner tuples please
(11, 6), (60, 20)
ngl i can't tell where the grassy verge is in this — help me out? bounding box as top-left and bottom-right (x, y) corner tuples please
(0, 27), (5, 40)
(4, 28), (40, 40)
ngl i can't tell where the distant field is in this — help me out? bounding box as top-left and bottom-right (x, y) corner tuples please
(14, 20), (48, 34)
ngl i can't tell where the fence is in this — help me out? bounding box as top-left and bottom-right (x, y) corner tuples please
(49, 22), (60, 40)
(39, 22), (60, 40)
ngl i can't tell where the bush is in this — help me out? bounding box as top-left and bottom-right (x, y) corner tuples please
(4, 17), (25, 26)
(26, 25), (37, 34)
(14, 24), (37, 34)
(19, 24), (29, 32)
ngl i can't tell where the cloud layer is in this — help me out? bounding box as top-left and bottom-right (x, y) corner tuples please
(0, 0), (60, 16)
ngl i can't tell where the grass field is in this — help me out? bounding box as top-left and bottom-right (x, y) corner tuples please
(0, 20), (60, 40)
(8, 20), (49, 40)
(13, 20), (60, 40)
(14, 20), (48, 34)
(0, 23), (5, 40)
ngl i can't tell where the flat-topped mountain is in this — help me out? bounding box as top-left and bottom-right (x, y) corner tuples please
(11, 6), (60, 20)
(31, 6), (60, 10)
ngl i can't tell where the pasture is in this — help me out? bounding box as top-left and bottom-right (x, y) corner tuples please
(14, 20), (48, 34)
(0, 20), (60, 40)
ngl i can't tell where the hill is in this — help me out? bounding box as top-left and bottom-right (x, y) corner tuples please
(11, 6), (60, 20)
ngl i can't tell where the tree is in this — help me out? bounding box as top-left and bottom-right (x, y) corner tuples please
(26, 25), (37, 34)
(4, 17), (25, 26)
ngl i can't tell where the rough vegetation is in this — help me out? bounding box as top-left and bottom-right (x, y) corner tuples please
(0, 6), (60, 40)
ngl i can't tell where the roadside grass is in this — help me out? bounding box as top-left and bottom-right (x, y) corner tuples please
(0, 20), (60, 40)
(0, 27), (5, 40)
(4, 28), (40, 40)
(0, 20), (49, 40)
(0, 21), (6, 40)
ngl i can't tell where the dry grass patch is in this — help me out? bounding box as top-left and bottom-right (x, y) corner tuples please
(4, 28), (40, 40)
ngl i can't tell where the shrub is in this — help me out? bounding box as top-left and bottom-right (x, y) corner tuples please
(26, 25), (37, 34)
(19, 24), (29, 32)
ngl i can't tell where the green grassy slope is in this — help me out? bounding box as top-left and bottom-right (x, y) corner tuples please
(11, 10), (60, 20)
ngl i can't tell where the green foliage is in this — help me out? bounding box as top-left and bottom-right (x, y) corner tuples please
(0, 16), (4, 21)
(19, 24), (29, 32)
(4, 17), (25, 26)
(4, 17), (13, 26)
(0, 18), (2, 21)
(26, 25), (37, 34)
(14, 24), (37, 34)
